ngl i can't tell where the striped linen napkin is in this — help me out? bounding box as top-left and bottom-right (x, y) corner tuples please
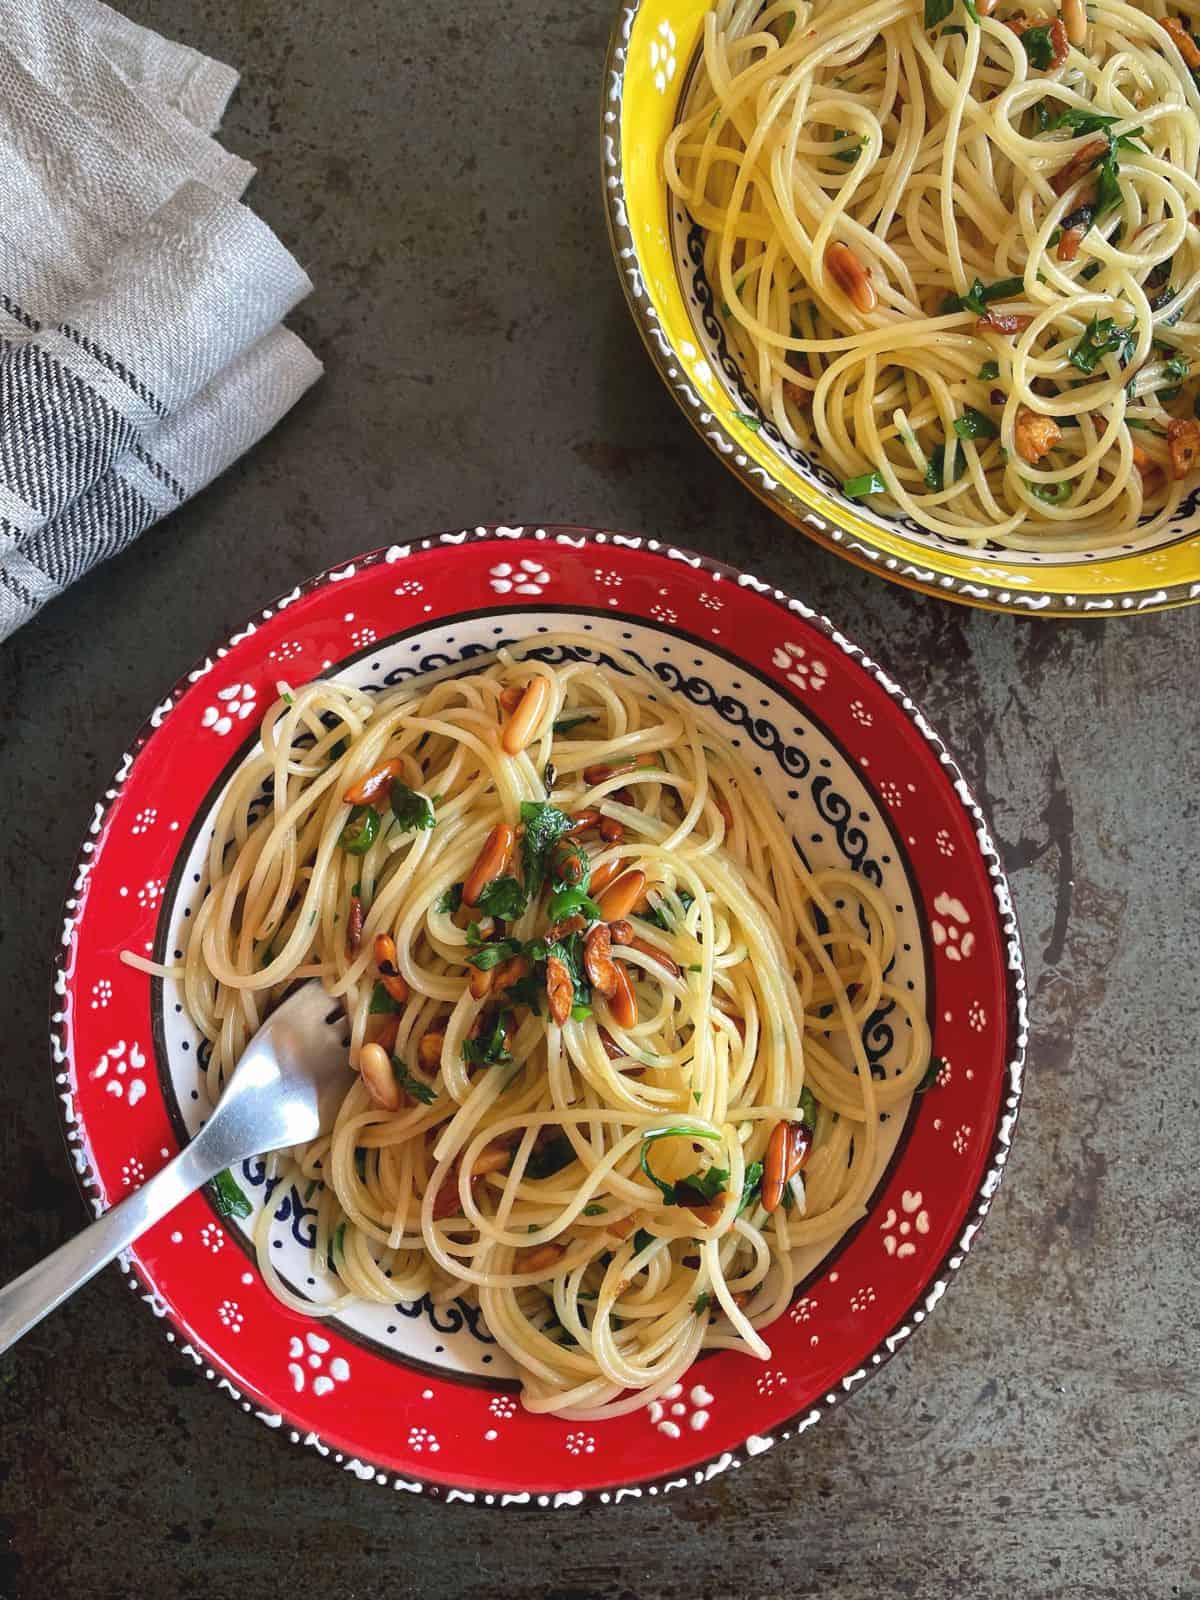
(0, 0), (322, 641)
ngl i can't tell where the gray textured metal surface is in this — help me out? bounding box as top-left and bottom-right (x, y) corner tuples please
(1, 3), (1198, 1596)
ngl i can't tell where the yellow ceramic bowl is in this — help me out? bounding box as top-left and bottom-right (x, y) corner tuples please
(602, 1), (1200, 616)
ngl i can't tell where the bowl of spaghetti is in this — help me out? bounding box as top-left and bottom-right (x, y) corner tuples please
(57, 525), (1025, 1501)
(604, 0), (1200, 614)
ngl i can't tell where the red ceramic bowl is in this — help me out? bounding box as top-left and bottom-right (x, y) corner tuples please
(53, 525), (1027, 1504)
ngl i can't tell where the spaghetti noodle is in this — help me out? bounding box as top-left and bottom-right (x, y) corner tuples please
(664, 0), (1200, 550)
(155, 638), (929, 1418)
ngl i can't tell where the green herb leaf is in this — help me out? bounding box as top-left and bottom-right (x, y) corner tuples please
(461, 1010), (513, 1067)
(1094, 150), (1122, 218)
(475, 875), (528, 920)
(390, 781), (436, 832)
(339, 805), (380, 855)
(526, 1134), (574, 1179)
(637, 889), (694, 932)
(633, 1228), (656, 1255)
(941, 22), (968, 34)
(639, 1125), (723, 1205)
(552, 713), (595, 735)
(583, 1203), (607, 1216)
(843, 469), (887, 497)
(1020, 23), (1056, 69)
(391, 1056), (438, 1105)
(799, 1085), (818, 1128)
(437, 882), (464, 914)
(505, 972), (543, 1013)
(1033, 99), (1051, 133)
(1027, 479), (1073, 503)
(1048, 108), (1120, 136)
(978, 359), (1000, 380)
(693, 1291), (711, 1313)
(1165, 351), (1190, 381)
(948, 276), (1025, 316)
(962, 0), (980, 21)
(831, 130), (864, 162)
(738, 1159), (764, 1214)
(548, 886), (601, 926)
(1068, 314), (1137, 374)
(732, 409), (762, 430)
(328, 737), (348, 764)
(924, 0), (952, 27)
(519, 801), (575, 897)
(210, 1168), (252, 1220)
(953, 406), (999, 441)
(924, 443), (961, 491)
(467, 938), (524, 971)
(369, 980), (401, 1014)
(327, 1221), (346, 1272)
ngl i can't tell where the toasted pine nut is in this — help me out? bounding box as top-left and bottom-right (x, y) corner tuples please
(346, 893), (364, 956)
(343, 758), (403, 807)
(607, 919), (635, 945)
(583, 755), (660, 786)
(1167, 418), (1200, 479)
(566, 807), (602, 835)
(502, 678), (551, 755)
(546, 954), (574, 1025)
(625, 936), (681, 980)
(583, 923), (620, 999)
(463, 823), (515, 906)
(492, 954), (531, 995)
(373, 1014), (400, 1054)
(1060, 0), (1085, 44)
(680, 1194), (726, 1227)
(598, 1027), (625, 1060)
(1163, 15), (1200, 66)
(418, 1029), (445, 1072)
(521, 1241), (567, 1274)
(762, 1120), (789, 1213)
(608, 961), (638, 1028)
(373, 932), (409, 1002)
(498, 684), (524, 714)
(359, 1042), (401, 1112)
(469, 965), (493, 1000)
(430, 1164), (462, 1220)
(606, 1213), (638, 1240)
(472, 1140), (514, 1178)
(825, 242), (877, 314)
(596, 869), (647, 923)
(588, 857), (622, 894)
(712, 787), (734, 831)
(598, 816), (625, 843)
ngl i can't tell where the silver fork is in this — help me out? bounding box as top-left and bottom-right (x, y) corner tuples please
(0, 981), (350, 1354)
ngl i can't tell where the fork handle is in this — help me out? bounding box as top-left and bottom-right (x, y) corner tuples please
(0, 1135), (223, 1355)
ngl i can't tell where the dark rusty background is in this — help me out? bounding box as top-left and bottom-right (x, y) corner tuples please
(2, 3), (1198, 1597)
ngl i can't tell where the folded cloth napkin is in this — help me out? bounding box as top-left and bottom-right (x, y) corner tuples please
(0, 0), (322, 640)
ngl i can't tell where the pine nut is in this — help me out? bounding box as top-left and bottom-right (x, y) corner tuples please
(343, 757), (403, 806)
(498, 684), (524, 714)
(418, 1029), (445, 1072)
(359, 1042), (401, 1112)
(596, 869), (647, 923)
(583, 754), (660, 786)
(1060, 0), (1085, 42)
(606, 1213), (638, 1239)
(607, 919), (634, 945)
(607, 961), (637, 1028)
(463, 823), (515, 906)
(825, 242), (877, 314)
(346, 893), (364, 956)
(625, 936), (680, 979)
(588, 857), (622, 894)
(520, 1241), (567, 1273)
(711, 787), (734, 831)
(373, 932), (409, 1002)
(472, 1140), (513, 1177)
(502, 678), (551, 755)
(598, 817), (625, 843)
(373, 1014), (400, 1054)
(583, 924), (620, 999)
(469, 965), (493, 1000)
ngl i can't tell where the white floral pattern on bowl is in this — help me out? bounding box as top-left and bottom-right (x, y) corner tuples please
(201, 683), (257, 737)
(931, 893), (976, 961)
(771, 642), (829, 694)
(881, 1191), (931, 1258)
(649, 19), (676, 91)
(288, 1332), (350, 1396)
(90, 1038), (146, 1104)
(489, 559), (550, 596)
(649, 1381), (713, 1437)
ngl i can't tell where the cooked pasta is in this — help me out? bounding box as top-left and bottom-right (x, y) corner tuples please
(154, 638), (929, 1417)
(664, 0), (1200, 550)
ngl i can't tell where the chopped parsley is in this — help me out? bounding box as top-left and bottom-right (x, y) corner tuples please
(738, 1159), (764, 1214)
(526, 1134), (574, 1179)
(843, 469), (887, 497)
(474, 875), (528, 920)
(390, 781), (436, 832)
(924, 0), (952, 26)
(326, 1222), (346, 1272)
(210, 1168), (252, 1220)
(831, 130), (864, 162)
(368, 980), (402, 1014)
(639, 1126), (724, 1205)
(953, 406), (998, 441)
(466, 937), (524, 971)
(519, 801), (574, 897)
(1027, 479), (1073, 504)
(391, 1056), (437, 1105)
(582, 1204), (607, 1216)
(1020, 23), (1057, 69)
(1068, 314), (1137, 374)
(437, 882), (463, 914)
(978, 359), (1000, 380)
(551, 713), (595, 735)
(338, 805), (380, 855)
(461, 1010), (513, 1067)
(799, 1085), (818, 1128)
(638, 888), (694, 932)
(694, 1291), (711, 1313)
(547, 885), (601, 926)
